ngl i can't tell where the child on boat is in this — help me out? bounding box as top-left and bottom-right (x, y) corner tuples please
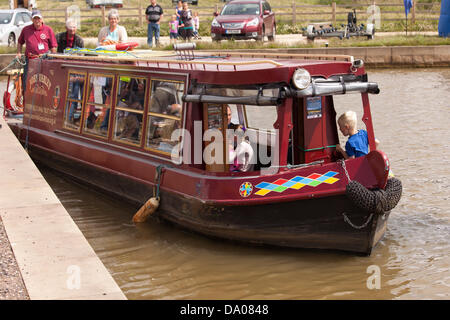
(336, 110), (379, 159)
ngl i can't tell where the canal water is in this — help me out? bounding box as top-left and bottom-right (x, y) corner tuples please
(5, 69), (450, 299)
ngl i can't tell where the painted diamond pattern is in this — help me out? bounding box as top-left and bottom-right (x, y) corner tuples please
(254, 171), (339, 196)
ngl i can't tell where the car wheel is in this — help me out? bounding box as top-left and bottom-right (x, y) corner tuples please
(8, 33), (15, 47)
(268, 25), (276, 42)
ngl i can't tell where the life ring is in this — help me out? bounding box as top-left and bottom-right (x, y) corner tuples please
(115, 42), (139, 51)
(97, 42), (139, 51)
(2, 74), (23, 115)
(345, 178), (402, 215)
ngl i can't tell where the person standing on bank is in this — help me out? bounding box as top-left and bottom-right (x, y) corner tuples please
(16, 10), (57, 94)
(179, 1), (194, 41)
(145, 0), (164, 47)
(56, 19), (84, 53)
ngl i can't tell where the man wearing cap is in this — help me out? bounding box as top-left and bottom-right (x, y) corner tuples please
(16, 10), (57, 93)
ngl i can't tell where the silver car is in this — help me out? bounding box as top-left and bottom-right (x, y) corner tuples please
(0, 9), (32, 47)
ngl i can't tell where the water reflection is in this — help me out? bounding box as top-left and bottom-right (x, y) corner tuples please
(30, 68), (450, 299)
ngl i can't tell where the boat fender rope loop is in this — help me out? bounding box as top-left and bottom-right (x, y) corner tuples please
(153, 165), (164, 201)
(345, 178), (403, 215)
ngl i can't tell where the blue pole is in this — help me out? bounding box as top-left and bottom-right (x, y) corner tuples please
(438, 0), (450, 37)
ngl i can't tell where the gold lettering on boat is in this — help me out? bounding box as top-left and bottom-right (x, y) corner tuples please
(28, 73), (52, 96)
(24, 104), (57, 126)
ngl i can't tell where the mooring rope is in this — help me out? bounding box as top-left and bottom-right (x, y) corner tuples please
(0, 56), (26, 74)
(338, 158), (375, 229)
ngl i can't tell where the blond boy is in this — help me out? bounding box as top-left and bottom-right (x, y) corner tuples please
(336, 111), (378, 159)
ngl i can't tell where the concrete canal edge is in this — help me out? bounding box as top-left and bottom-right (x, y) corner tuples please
(0, 45), (449, 70)
(218, 45), (450, 68)
(0, 117), (126, 300)
(269, 45), (450, 68)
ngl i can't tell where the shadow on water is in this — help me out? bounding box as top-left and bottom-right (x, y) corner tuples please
(22, 68), (450, 300)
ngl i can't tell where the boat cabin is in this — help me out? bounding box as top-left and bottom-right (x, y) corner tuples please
(23, 48), (379, 178)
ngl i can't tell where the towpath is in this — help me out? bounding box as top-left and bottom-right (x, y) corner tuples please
(0, 116), (126, 300)
(84, 31), (438, 47)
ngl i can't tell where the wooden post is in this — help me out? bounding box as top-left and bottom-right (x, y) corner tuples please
(332, 2), (336, 26)
(292, 2), (296, 25)
(101, 6), (106, 27)
(411, 0), (416, 24)
(139, 0), (143, 28)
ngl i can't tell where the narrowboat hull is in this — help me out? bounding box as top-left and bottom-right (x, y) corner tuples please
(5, 51), (399, 255)
(19, 132), (388, 255)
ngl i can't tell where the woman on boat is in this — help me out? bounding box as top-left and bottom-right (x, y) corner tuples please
(97, 9), (128, 46)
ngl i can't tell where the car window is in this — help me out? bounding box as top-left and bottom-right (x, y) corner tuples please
(222, 3), (260, 16)
(21, 12), (31, 23)
(0, 13), (13, 24)
(13, 13), (22, 25)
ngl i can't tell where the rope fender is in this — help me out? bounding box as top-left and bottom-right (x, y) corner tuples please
(345, 177), (402, 215)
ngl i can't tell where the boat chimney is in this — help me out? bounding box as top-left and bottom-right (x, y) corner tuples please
(173, 43), (196, 61)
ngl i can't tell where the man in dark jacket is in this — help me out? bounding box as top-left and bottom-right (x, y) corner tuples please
(56, 19), (84, 53)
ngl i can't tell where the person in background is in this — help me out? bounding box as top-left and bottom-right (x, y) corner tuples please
(145, 0), (164, 47)
(179, 1), (193, 41)
(175, 0), (183, 37)
(97, 9), (128, 46)
(168, 14), (179, 44)
(193, 11), (201, 39)
(16, 10), (57, 94)
(56, 19), (84, 53)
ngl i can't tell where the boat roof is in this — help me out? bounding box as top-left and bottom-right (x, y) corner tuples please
(49, 49), (353, 68)
(47, 49), (358, 83)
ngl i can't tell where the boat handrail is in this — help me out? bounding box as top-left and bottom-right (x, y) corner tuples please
(200, 51), (354, 63)
(46, 53), (283, 70)
(184, 79), (379, 105)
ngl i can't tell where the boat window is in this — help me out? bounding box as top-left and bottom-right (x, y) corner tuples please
(82, 74), (114, 138)
(112, 76), (147, 146)
(146, 80), (184, 156)
(63, 71), (86, 131)
(243, 104), (277, 131)
(204, 87), (278, 132)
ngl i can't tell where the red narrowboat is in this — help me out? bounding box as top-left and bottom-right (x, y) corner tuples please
(7, 45), (402, 255)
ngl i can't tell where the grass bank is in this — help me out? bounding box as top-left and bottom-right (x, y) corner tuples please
(159, 35), (450, 50)
(0, 35), (448, 54)
(0, 0), (441, 36)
